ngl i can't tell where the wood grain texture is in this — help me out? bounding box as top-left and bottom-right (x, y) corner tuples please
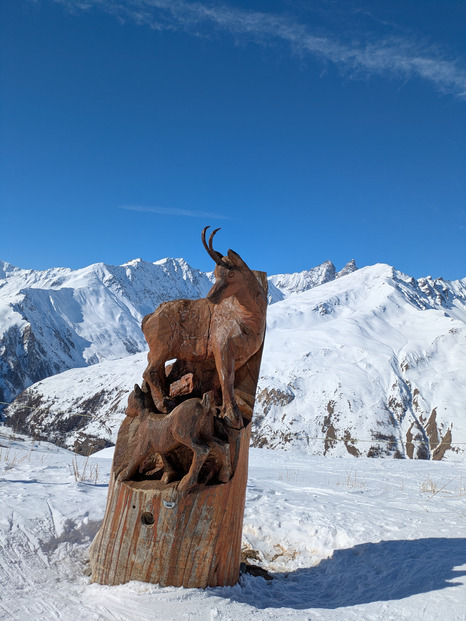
(89, 425), (250, 587)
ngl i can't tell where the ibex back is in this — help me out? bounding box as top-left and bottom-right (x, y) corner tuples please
(142, 227), (267, 429)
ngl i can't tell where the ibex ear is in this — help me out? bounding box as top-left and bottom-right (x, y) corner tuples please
(227, 249), (247, 269)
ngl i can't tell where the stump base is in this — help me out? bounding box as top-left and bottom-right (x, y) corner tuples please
(89, 425), (250, 587)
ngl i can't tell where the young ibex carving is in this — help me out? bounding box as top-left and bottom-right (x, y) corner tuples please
(117, 387), (230, 492)
(142, 227), (267, 429)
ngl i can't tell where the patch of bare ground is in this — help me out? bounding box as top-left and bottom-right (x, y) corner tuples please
(240, 547), (273, 581)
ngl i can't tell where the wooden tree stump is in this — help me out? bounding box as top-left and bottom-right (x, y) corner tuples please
(89, 425), (250, 587)
(89, 235), (267, 588)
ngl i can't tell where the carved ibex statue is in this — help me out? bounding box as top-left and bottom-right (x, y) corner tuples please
(117, 386), (230, 492)
(142, 227), (267, 429)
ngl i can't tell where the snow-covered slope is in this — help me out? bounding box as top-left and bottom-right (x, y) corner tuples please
(1, 432), (465, 619)
(4, 264), (466, 460)
(254, 264), (466, 461)
(3, 354), (147, 453)
(0, 258), (214, 405)
(0, 257), (354, 405)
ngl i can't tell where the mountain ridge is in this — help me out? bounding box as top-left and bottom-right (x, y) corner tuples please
(3, 261), (465, 461)
(0, 256), (355, 404)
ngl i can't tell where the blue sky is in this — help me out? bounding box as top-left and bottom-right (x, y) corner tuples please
(1, 0), (465, 279)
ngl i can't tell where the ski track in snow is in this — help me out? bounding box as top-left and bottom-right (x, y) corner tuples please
(1, 430), (465, 620)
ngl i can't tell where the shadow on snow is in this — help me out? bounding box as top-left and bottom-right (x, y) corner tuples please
(225, 538), (466, 610)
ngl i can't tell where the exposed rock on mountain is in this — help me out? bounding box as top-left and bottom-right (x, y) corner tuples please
(256, 265), (466, 460)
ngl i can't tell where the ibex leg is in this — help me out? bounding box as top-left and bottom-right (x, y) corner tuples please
(160, 454), (177, 484)
(143, 356), (173, 413)
(207, 438), (231, 483)
(214, 344), (243, 429)
(177, 444), (210, 492)
(116, 446), (146, 482)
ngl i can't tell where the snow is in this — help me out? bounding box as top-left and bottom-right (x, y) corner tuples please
(0, 257), (214, 403)
(254, 264), (466, 460)
(268, 260), (358, 303)
(1, 428), (465, 620)
(6, 262), (465, 461)
(3, 353), (148, 450)
(2, 256), (465, 616)
(2, 254), (356, 403)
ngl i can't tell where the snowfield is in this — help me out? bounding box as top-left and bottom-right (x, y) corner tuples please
(1, 429), (465, 620)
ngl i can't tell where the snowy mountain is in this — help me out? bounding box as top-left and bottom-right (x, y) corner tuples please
(254, 264), (466, 461)
(4, 263), (466, 461)
(0, 257), (214, 405)
(268, 259), (357, 302)
(0, 257), (349, 406)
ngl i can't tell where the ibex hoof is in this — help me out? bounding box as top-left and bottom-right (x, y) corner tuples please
(225, 417), (243, 430)
(116, 468), (130, 482)
(223, 409), (244, 430)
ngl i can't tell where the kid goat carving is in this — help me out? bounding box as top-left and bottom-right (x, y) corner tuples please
(117, 386), (230, 492)
(142, 227), (267, 429)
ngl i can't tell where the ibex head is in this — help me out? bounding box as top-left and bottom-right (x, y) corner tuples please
(202, 226), (250, 304)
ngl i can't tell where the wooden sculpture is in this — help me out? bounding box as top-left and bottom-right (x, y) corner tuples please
(115, 387), (231, 493)
(89, 228), (267, 588)
(142, 227), (267, 429)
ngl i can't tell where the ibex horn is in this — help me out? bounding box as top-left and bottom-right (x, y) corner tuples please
(202, 226), (230, 268)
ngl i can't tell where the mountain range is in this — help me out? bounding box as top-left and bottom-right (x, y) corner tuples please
(1, 257), (465, 461)
(0, 257), (354, 404)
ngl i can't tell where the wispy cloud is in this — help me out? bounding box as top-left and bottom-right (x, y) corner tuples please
(52, 0), (466, 100)
(120, 205), (231, 219)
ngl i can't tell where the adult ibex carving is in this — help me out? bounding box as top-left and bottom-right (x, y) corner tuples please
(142, 226), (267, 429)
